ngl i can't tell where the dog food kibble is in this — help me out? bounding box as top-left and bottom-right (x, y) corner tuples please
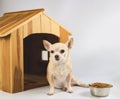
(90, 82), (110, 88)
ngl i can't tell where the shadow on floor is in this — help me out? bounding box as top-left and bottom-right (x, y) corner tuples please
(80, 91), (100, 99)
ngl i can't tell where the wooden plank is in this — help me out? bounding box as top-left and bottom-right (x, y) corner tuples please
(17, 27), (24, 91)
(1, 35), (11, 92)
(4, 8), (44, 16)
(0, 12), (42, 37)
(23, 23), (28, 38)
(24, 74), (48, 90)
(0, 15), (13, 26)
(23, 15), (41, 38)
(10, 27), (24, 93)
(10, 31), (18, 93)
(60, 26), (69, 43)
(0, 13), (32, 32)
(41, 14), (51, 33)
(0, 39), (2, 89)
(27, 21), (32, 35)
(32, 15), (41, 33)
(51, 20), (60, 37)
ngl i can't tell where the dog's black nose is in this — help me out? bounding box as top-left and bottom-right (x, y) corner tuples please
(55, 55), (60, 61)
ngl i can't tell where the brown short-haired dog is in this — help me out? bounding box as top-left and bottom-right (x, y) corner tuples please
(43, 38), (88, 95)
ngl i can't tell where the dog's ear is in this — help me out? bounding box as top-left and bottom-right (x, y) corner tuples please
(43, 40), (51, 51)
(66, 38), (74, 49)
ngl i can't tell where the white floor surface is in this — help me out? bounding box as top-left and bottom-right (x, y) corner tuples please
(0, 77), (119, 99)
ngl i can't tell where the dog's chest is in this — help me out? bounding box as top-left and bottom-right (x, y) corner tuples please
(53, 65), (70, 88)
(54, 67), (68, 78)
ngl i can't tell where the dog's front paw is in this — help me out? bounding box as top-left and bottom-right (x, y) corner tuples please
(47, 88), (54, 95)
(47, 92), (54, 96)
(67, 88), (73, 93)
(62, 87), (67, 91)
(67, 90), (73, 93)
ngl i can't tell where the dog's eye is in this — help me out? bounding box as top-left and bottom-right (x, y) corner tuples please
(60, 49), (65, 54)
(51, 50), (54, 54)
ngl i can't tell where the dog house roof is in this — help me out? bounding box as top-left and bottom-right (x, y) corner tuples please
(0, 8), (71, 38)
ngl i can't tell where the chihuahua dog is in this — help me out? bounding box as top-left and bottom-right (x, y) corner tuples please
(43, 38), (88, 95)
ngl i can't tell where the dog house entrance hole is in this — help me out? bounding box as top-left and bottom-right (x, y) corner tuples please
(24, 33), (59, 90)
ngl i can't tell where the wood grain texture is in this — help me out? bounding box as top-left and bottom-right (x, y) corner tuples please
(41, 13), (51, 33)
(60, 26), (69, 43)
(0, 39), (2, 89)
(0, 13), (34, 36)
(24, 74), (48, 90)
(10, 28), (24, 93)
(32, 15), (41, 33)
(0, 10), (44, 37)
(51, 19), (60, 37)
(4, 8), (44, 16)
(0, 9), (71, 38)
(27, 21), (33, 35)
(23, 23), (28, 38)
(0, 35), (11, 92)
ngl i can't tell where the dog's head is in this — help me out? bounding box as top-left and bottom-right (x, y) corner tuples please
(43, 38), (74, 64)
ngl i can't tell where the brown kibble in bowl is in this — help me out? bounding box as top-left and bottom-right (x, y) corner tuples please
(90, 82), (112, 88)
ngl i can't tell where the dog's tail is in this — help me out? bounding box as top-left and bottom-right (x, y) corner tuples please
(71, 75), (89, 88)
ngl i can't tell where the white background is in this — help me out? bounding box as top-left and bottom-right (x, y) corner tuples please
(0, 0), (120, 98)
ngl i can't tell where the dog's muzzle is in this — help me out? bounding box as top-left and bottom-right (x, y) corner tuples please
(55, 55), (60, 61)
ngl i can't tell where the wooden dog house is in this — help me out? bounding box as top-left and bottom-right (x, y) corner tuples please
(0, 8), (71, 93)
